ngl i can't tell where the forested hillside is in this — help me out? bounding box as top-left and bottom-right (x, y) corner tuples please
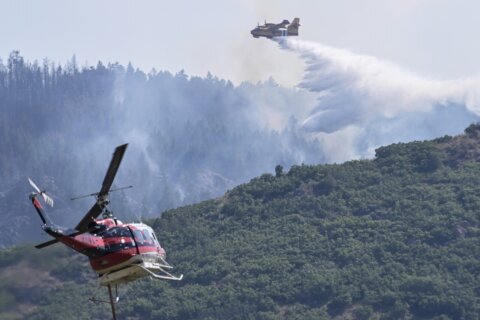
(1, 126), (480, 319)
(0, 51), (321, 247)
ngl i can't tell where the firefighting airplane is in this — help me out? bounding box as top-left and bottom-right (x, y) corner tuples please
(251, 17), (300, 38)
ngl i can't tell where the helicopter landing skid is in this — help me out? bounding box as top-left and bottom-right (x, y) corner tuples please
(137, 264), (184, 281)
(140, 255), (184, 281)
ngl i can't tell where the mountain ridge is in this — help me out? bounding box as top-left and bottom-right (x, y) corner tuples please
(1, 125), (480, 319)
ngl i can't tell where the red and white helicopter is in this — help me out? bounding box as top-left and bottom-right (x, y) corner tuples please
(29, 144), (182, 319)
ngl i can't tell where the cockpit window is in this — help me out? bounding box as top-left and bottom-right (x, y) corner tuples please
(101, 226), (131, 238)
(133, 230), (144, 244)
(130, 227), (158, 246)
(143, 231), (155, 245)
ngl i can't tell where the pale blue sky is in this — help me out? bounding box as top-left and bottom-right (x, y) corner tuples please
(1, 0), (479, 86)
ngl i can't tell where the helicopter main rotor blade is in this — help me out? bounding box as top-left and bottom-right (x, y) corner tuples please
(70, 185), (133, 201)
(75, 202), (103, 232)
(70, 191), (99, 201)
(99, 144), (128, 198)
(74, 144), (128, 232)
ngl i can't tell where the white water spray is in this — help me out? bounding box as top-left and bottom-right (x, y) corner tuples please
(278, 38), (480, 162)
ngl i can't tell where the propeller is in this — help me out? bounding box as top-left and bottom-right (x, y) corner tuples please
(75, 144), (128, 232)
(28, 177), (54, 207)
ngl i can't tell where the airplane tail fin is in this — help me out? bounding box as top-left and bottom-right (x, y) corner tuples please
(288, 17), (300, 35)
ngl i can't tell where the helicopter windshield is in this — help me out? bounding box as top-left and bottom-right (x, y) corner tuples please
(132, 228), (156, 247)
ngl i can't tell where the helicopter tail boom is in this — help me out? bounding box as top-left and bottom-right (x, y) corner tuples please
(34, 223), (99, 249)
(29, 193), (62, 249)
(29, 193), (51, 225)
(29, 191), (95, 249)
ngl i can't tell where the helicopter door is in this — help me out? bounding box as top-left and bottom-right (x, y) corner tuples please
(102, 226), (136, 254)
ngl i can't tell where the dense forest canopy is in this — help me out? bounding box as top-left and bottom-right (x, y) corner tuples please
(0, 51), (322, 247)
(1, 127), (480, 319)
(2, 49), (480, 318)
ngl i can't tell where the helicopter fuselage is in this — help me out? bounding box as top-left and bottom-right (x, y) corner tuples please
(44, 218), (166, 275)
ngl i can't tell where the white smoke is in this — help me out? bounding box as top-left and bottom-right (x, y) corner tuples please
(278, 38), (480, 162)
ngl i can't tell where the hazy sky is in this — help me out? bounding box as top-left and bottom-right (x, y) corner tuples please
(1, 0), (480, 86)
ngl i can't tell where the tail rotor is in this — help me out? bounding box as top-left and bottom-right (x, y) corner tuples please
(28, 177), (54, 207)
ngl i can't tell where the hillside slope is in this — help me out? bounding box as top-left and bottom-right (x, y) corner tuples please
(2, 125), (480, 319)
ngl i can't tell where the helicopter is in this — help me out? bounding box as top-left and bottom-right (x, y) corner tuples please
(28, 143), (182, 319)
